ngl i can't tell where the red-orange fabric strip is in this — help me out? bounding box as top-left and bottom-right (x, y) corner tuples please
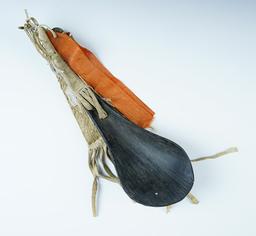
(47, 31), (154, 128)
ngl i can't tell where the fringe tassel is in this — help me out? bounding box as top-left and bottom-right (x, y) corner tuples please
(185, 147), (238, 210)
(187, 192), (199, 204)
(166, 205), (172, 213)
(89, 137), (119, 217)
(191, 147), (238, 163)
(92, 177), (98, 217)
(166, 192), (199, 213)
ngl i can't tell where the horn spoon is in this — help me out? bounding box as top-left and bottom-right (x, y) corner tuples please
(87, 94), (194, 206)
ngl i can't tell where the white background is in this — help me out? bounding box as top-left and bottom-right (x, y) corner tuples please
(0, 0), (255, 235)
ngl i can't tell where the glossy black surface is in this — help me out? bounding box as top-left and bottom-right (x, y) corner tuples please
(87, 96), (194, 206)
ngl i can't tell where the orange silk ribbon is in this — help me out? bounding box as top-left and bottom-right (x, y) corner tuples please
(47, 31), (154, 128)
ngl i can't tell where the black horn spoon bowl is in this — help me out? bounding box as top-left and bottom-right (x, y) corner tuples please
(87, 95), (194, 207)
